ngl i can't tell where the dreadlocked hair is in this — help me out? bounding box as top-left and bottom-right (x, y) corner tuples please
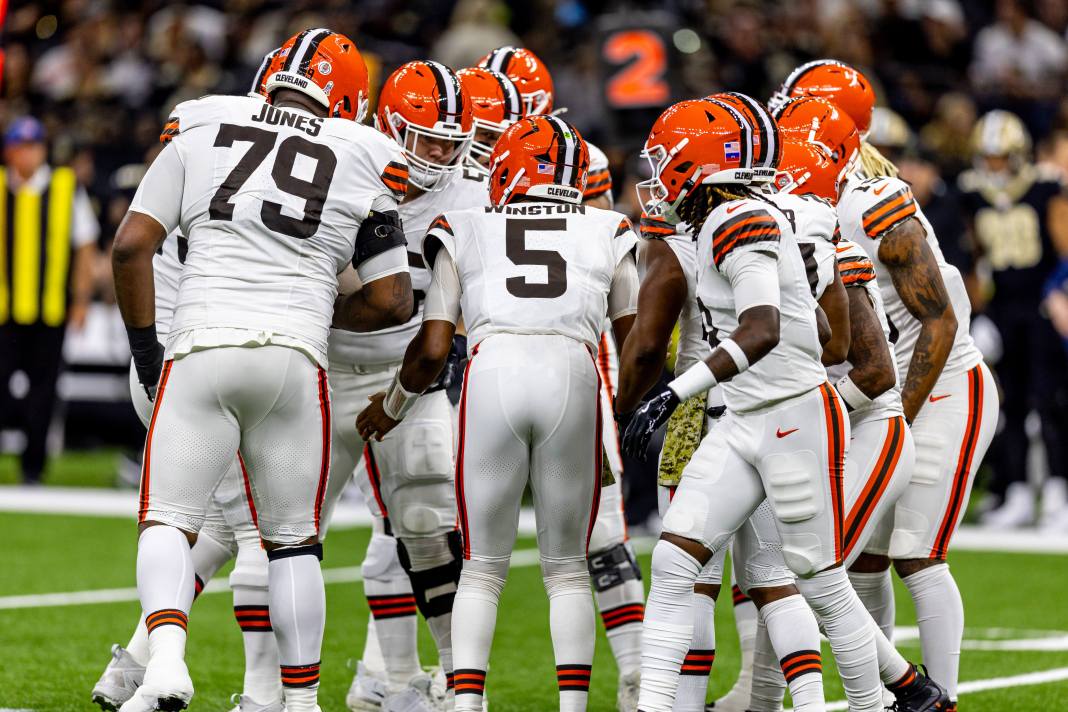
(859, 141), (899, 179)
(677, 184), (754, 233)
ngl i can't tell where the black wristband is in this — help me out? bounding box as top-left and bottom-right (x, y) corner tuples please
(126, 323), (164, 387)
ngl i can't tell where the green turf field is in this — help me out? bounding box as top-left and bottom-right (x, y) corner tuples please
(1, 509), (1067, 711)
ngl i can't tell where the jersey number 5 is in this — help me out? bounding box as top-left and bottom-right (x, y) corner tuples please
(505, 218), (568, 299)
(209, 124), (336, 239)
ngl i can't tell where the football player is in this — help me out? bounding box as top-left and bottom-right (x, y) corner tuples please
(313, 60), (486, 712)
(776, 59), (999, 709)
(92, 50), (287, 712)
(457, 67), (525, 174)
(356, 114), (640, 712)
(110, 28), (413, 712)
(959, 110), (1068, 530)
(620, 98), (884, 712)
(480, 47), (645, 711)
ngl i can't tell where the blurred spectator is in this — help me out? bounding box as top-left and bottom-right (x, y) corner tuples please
(970, 0), (1068, 137)
(957, 110), (1068, 528)
(920, 92), (978, 178)
(430, 0), (520, 69)
(0, 117), (100, 484)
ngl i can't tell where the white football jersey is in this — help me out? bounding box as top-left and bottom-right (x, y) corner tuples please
(764, 191), (838, 300)
(838, 175), (982, 381)
(129, 94), (408, 367)
(425, 202), (638, 352)
(660, 233), (710, 375)
(153, 231), (185, 337)
(695, 197), (826, 413)
(825, 239), (904, 424)
(328, 166), (491, 367)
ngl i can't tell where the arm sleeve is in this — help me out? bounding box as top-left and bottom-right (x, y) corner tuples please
(129, 142), (185, 233)
(725, 249), (780, 313)
(71, 188), (101, 248)
(355, 192), (409, 284)
(608, 252), (639, 320)
(422, 249), (462, 324)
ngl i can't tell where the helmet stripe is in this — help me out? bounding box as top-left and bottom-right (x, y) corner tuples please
(727, 93), (775, 168)
(707, 99), (753, 170)
(549, 115), (580, 187)
(492, 71), (523, 122)
(425, 61), (460, 123)
(485, 47), (516, 75)
(284, 27), (331, 74)
(250, 48), (277, 94)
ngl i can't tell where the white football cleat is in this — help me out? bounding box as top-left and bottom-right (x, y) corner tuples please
(616, 670), (640, 712)
(381, 673), (443, 712)
(118, 657), (193, 712)
(229, 692), (286, 712)
(981, 481), (1034, 528)
(92, 644), (146, 711)
(346, 660), (388, 711)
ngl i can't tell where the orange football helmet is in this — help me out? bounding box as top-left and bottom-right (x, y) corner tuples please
(708, 92), (781, 182)
(488, 115), (589, 206)
(479, 46), (554, 115)
(375, 60), (474, 192)
(773, 139), (840, 203)
(769, 59), (875, 135)
(456, 67), (525, 173)
(774, 96), (860, 180)
(636, 99), (755, 223)
(266, 28), (369, 121)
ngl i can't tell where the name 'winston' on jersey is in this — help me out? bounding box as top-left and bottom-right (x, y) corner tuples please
(838, 175), (982, 381)
(763, 191), (838, 299)
(149, 94), (408, 366)
(695, 198), (826, 413)
(424, 202), (638, 352)
(327, 167), (491, 367)
(826, 239), (904, 423)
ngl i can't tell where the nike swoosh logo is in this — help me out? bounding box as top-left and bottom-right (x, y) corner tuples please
(873, 184), (888, 196)
(929, 394), (951, 403)
(726, 203), (745, 214)
(776, 427), (799, 438)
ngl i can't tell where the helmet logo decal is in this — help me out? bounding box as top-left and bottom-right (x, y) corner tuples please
(318, 60), (332, 75)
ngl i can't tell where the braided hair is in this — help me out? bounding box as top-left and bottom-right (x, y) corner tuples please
(676, 184), (755, 234)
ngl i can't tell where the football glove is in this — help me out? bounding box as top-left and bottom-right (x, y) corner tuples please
(622, 387), (680, 461)
(126, 324), (164, 402)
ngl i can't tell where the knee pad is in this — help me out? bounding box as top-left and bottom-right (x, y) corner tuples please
(778, 532), (826, 578)
(459, 559), (508, 601)
(587, 542), (642, 592)
(265, 542), (323, 562)
(229, 543), (269, 590)
(541, 557), (590, 599)
(374, 418), (456, 537)
(763, 451), (821, 524)
(361, 532), (405, 582)
(397, 531), (462, 619)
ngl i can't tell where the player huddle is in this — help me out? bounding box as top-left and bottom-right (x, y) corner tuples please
(92, 25), (993, 712)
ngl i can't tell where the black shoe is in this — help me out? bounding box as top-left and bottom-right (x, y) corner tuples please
(889, 664), (951, 711)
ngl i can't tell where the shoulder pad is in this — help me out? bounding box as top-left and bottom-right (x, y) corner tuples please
(379, 160), (410, 201)
(835, 240), (876, 287)
(842, 177), (917, 239)
(711, 202), (781, 267)
(614, 215), (635, 237)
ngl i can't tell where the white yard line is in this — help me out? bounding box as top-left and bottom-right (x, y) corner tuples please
(4, 485), (1068, 553)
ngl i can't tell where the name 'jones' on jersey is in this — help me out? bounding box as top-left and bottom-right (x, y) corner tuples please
(143, 94), (407, 366)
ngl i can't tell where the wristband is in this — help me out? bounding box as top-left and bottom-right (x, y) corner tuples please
(834, 374), (872, 412)
(383, 374), (420, 421)
(717, 337), (750, 374)
(667, 361), (718, 401)
(126, 323), (164, 386)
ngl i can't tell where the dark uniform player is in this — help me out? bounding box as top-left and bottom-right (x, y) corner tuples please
(958, 109), (1068, 526)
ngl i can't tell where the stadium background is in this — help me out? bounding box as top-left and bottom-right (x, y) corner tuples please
(2, 0), (1068, 709)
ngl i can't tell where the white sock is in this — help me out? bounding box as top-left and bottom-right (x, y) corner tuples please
(848, 569), (895, 640)
(748, 613), (785, 712)
(901, 563), (962, 700)
(233, 582), (281, 703)
(125, 530), (232, 666)
(269, 548), (324, 712)
(137, 527), (195, 663)
(638, 541), (703, 712)
(595, 579), (645, 677)
(796, 568), (881, 712)
(674, 589), (715, 712)
(544, 559), (596, 712)
(452, 565), (506, 712)
(364, 575), (421, 687)
(761, 595), (823, 711)
(714, 580), (758, 707)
